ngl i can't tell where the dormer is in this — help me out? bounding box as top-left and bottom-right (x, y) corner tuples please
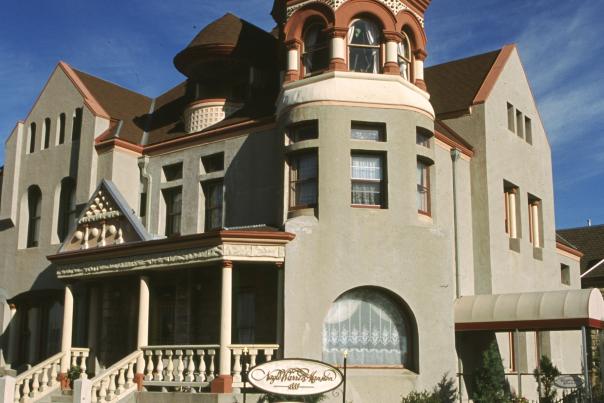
(274, 0), (430, 90)
(173, 13), (279, 133)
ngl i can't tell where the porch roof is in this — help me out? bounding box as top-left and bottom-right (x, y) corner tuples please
(455, 288), (604, 331)
(48, 229), (295, 279)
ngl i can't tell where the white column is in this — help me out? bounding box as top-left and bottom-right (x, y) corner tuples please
(509, 191), (517, 238)
(385, 41), (398, 65)
(531, 203), (540, 247)
(60, 285), (74, 373)
(287, 48), (299, 72)
(219, 261), (233, 376)
(331, 36), (345, 61)
(136, 277), (150, 372)
(414, 59), (424, 81)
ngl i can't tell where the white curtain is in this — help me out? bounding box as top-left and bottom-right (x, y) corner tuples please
(322, 288), (410, 366)
(348, 19), (380, 73)
(398, 41), (410, 80)
(351, 155), (382, 205)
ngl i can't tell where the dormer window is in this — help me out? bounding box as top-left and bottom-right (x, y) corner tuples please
(398, 33), (412, 80)
(348, 19), (380, 73)
(302, 22), (329, 76)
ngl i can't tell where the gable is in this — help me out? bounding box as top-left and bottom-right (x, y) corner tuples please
(60, 179), (152, 252)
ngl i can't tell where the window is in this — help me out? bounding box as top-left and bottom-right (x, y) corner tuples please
(302, 22), (329, 75)
(72, 107), (83, 141)
(525, 116), (533, 145)
(322, 287), (415, 368)
(561, 264), (571, 285)
(528, 195), (542, 248)
(163, 187), (182, 236)
(516, 110), (524, 139)
(351, 153), (385, 207)
(351, 122), (385, 141)
(139, 192), (147, 219)
(27, 186), (42, 247)
(28, 122), (37, 154)
(288, 121), (318, 143)
(348, 19), (380, 73)
(57, 113), (66, 144)
(201, 153), (224, 173)
(57, 178), (77, 242)
(508, 332), (517, 372)
(42, 118), (51, 150)
(417, 160), (430, 215)
(162, 162), (183, 181)
(416, 127), (431, 148)
(398, 33), (412, 80)
(504, 183), (519, 238)
(507, 103), (515, 132)
(202, 180), (223, 231)
(289, 151), (318, 208)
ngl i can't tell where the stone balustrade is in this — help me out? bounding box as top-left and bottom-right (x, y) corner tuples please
(228, 344), (279, 388)
(87, 350), (141, 403)
(141, 345), (219, 391)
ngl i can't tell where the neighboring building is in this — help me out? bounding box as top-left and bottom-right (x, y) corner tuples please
(0, 1), (596, 402)
(558, 226), (604, 289)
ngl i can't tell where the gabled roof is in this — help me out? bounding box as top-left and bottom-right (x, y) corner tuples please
(558, 225), (604, 278)
(425, 45), (515, 117)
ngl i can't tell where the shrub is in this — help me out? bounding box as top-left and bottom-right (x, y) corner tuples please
(533, 355), (560, 403)
(67, 365), (83, 389)
(257, 393), (326, 403)
(472, 340), (510, 403)
(401, 375), (457, 403)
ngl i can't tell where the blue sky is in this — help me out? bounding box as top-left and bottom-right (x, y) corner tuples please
(0, 0), (602, 229)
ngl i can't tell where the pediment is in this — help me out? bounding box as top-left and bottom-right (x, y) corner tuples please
(60, 179), (152, 253)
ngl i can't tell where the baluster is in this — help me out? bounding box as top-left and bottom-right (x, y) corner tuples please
(90, 385), (99, 403)
(197, 350), (206, 383)
(40, 366), (49, 392)
(80, 351), (89, 378)
(185, 350), (196, 382)
(165, 350), (174, 382)
(265, 348), (275, 361)
(98, 379), (107, 402)
(31, 372), (40, 397)
(71, 352), (77, 368)
(232, 348), (242, 385)
(116, 368), (125, 394)
(145, 350), (154, 380)
(126, 362), (135, 388)
(107, 374), (116, 400)
(208, 350), (216, 381)
(49, 361), (58, 387)
(248, 349), (258, 368)
(22, 377), (31, 398)
(175, 350), (184, 382)
(13, 381), (20, 403)
(154, 350), (164, 381)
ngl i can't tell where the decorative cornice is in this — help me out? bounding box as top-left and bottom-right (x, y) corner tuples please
(286, 0), (424, 26)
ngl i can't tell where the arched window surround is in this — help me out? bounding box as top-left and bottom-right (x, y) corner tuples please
(26, 185), (42, 248)
(301, 19), (330, 77)
(322, 286), (418, 372)
(347, 17), (383, 73)
(57, 177), (77, 243)
(27, 122), (37, 154)
(398, 31), (412, 80)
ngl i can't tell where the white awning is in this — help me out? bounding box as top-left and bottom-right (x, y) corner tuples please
(455, 288), (604, 331)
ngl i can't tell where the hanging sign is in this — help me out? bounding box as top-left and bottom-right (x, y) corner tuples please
(554, 374), (583, 389)
(247, 358), (344, 396)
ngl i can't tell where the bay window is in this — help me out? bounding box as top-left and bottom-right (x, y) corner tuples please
(348, 19), (381, 73)
(302, 22), (329, 76)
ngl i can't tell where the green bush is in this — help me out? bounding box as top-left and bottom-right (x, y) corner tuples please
(401, 374), (457, 403)
(67, 365), (83, 389)
(533, 355), (560, 403)
(472, 341), (510, 403)
(257, 393), (326, 403)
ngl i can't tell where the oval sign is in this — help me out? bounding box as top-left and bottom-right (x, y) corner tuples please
(554, 375), (583, 389)
(247, 358), (343, 396)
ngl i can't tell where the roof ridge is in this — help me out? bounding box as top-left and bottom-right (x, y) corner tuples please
(71, 67), (152, 101)
(559, 224), (604, 231)
(426, 47), (504, 70)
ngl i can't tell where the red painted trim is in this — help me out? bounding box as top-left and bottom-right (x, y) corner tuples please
(456, 318), (604, 332)
(434, 120), (474, 158)
(556, 241), (584, 258)
(472, 44), (516, 105)
(95, 138), (144, 154)
(59, 62), (111, 119)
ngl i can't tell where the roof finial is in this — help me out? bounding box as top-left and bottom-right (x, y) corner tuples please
(587, 219), (592, 227)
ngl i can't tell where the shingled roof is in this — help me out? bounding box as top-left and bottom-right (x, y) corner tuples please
(425, 49), (501, 116)
(558, 225), (604, 279)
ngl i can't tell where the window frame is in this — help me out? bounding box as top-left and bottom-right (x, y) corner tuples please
(504, 183), (519, 239)
(42, 118), (51, 150)
(28, 122), (37, 154)
(287, 120), (318, 144)
(202, 179), (224, 231)
(27, 186), (42, 248)
(347, 18), (382, 74)
(289, 150), (318, 210)
(416, 127), (432, 148)
(351, 121), (386, 142)
(57, 178), (77, 242)
(397, 32), (412, 80)
(163, 187), (182, 237)
(350, 152), (387, 209)
(416, 158), (431, 215)
(528, 195), (542, 248)
(302, 21), (330, 77)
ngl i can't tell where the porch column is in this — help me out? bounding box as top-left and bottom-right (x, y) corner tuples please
(514, 329), (521, 398)
(7, 304), (18, 365)
(582, 326), (592, 398)
(59, 284), (74, 388)
(212, 260), (233, 393)
(135, 276), (150, 389)
(86, 287), (100, 376)
(276, 263), (284, 357)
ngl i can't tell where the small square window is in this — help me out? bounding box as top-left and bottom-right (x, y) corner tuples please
(416, 128), (432, 148)
(561, 264), (570, 285)
(201, 152), (224, 174)
(288, 121), (318, 143)
(163, 162), (183, 181)
(351, 122), (385, 141)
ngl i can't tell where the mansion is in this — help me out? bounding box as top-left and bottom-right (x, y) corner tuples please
(0, 0), (599, 402)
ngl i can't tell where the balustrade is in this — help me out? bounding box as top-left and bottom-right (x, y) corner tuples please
(88, 350), (140, 403)
(141, 345), (219, 392)
(228, 344), (279, 388)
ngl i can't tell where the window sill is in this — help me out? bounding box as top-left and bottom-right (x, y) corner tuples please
(533, 246), (543, 261)
(509, 237), (521, 253)
(351, 204), (385, 209)
(288, 207), (316, 219)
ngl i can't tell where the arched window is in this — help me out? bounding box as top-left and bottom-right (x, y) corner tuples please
(28, 122), (37, 154)
(348, 19), (381, 73)
(72, 107), (83, 141)
(57, 113), (66, 145)
(302, 22), (329, 76)
(27, 186), (42, 247)
(322, 287), (415, 368)
(57, 178), (77, 242)
(43, 118), (51, 150)
(398, 33), (412, 80)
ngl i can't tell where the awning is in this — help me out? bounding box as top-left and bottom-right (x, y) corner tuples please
(455, 288), (604, 331)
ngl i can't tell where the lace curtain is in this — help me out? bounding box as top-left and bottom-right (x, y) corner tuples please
(322, 288), (411, 366)
(351, 155), (382, 205)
